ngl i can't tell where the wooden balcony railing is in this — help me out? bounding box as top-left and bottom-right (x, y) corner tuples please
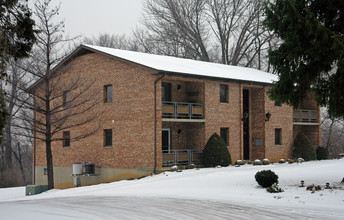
(162, 149), (203, 167)
(293, 109), (318, 123)
(162, 101), (204, 119)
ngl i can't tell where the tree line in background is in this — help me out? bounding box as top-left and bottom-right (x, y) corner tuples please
(1, 0), (100, 188)
(0, 0), (343, 188)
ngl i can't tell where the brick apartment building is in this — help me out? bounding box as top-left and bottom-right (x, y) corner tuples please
(30, 45), (321, 188)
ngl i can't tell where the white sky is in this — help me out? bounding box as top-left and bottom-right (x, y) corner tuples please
(28, 0), (143, 38)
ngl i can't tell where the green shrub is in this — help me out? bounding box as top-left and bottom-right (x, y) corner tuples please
(316, 147), (328, 160)
(235, 160), (245, 165)
(288, 159), (294, 164)
(279, 159), (286, 164)
(293, 133), (316, 161)
(262, 158), (270, 165)
(253, 159), (262, 165)
(255, 170), (279, 188)
(203, 133), (232, 167)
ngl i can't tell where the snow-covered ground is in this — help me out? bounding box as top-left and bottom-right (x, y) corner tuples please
(1, 159), (343, 219)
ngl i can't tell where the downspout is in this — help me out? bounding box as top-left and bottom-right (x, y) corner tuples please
(239, 83), (242, 159)
(153, 73), (166, 174)
(33, 102), (36, 185)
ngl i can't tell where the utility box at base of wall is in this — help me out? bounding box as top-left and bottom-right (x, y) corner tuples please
(73, 176), (81, 187)
(26, 185), (49, 196)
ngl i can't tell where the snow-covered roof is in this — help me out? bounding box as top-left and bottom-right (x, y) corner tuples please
(83, 44), (278, 85)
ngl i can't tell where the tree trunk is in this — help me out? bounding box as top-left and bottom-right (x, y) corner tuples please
(46, 138), (54, 189)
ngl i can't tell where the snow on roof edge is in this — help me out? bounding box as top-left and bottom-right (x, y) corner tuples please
(83, 44), (278, 84)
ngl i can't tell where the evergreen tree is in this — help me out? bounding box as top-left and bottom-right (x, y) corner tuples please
(0, 0), (35, 143)
(293, 132), (316, 161)
(203, 133), (232, 167)
(264, 0), (344, 118)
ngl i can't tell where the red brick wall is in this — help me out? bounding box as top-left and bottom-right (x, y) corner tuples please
(204, 81), (242, 161)
(34, 52), (161, 169)
(250, 87), (266, 160)
(264, 86), (294, 161)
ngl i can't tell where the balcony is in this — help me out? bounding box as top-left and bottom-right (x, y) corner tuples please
(162, 149), (203, 167)
(162, 101), (205, 122)
(293, 109), (319, 125)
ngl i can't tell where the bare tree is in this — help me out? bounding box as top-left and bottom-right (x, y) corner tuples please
(137, 0), (211, 61)
(321, 108), (344, 158)
(13, 0), (101, 189)
(0, 58), (34, 186)
(135, 0), (277, 70)
(83, 33), (139, 51)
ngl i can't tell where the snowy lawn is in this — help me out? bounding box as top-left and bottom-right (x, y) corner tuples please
(0, 159), (343, 219)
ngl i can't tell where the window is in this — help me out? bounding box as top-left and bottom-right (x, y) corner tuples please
(43, 168), (48, 175)
(63, 91), (70, 106)
(274, 100), (281, 107)
(104, 129), (112, 146)
(220, 127), (229, 146)
(63, 131), (70, 147)
(220, 85), (228, 103)
(161, 82), (171, 102)
(275, 128), (282, 145)
(104, 85), (112, 103)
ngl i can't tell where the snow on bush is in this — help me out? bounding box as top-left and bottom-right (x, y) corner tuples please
(253, 159), (262, 166)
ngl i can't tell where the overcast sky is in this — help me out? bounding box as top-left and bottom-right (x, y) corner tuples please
(29, 0), (143, 38)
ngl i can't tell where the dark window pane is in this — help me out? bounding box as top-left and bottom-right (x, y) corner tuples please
(274, 100), (281, 106)
(104, 129), (112, 146)
(104, 85), (112, 102)
(275, 128), (281, 145)
(63, 131), (70, 147)
(162, 82), (171, 102)
(220, 85), (228, 103)
(63, 91), (70, 106)
(220, 127), (229, 145)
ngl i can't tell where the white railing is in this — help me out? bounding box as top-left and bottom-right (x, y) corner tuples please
(162, 101), (204, 119)
(293, 109), (318, 123)
(162, 149), (203, 167)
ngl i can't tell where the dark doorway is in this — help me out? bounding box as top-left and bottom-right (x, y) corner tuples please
(162, 128), (170, 153)
(243, 89), (249, 160)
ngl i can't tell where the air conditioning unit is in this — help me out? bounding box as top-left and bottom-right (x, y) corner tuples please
(72, 163), (82, 175)
(85, 162), (95, 175)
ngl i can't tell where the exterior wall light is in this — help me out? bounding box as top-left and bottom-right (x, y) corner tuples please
(265, 112), (271, 121)
(242, 112), (249, 122)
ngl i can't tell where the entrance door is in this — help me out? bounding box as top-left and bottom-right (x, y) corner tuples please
(243, 89), (250, 160)
(162, 128), (171, 153)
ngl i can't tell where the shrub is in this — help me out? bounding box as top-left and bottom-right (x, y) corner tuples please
(267, 183), (284, 193)
(279, 159), (286, 164)
(293, 132), (316, 161)
(253, 159), (262, 165)
(203, 133), (232, 167)
(288, 159), (294, 164)
(255, 170), (279, 188)
(297, 158), (305, 163)
(316, 147), (328, 160)
(235, 160), (245, 165)
(262, 158), (270, 165)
